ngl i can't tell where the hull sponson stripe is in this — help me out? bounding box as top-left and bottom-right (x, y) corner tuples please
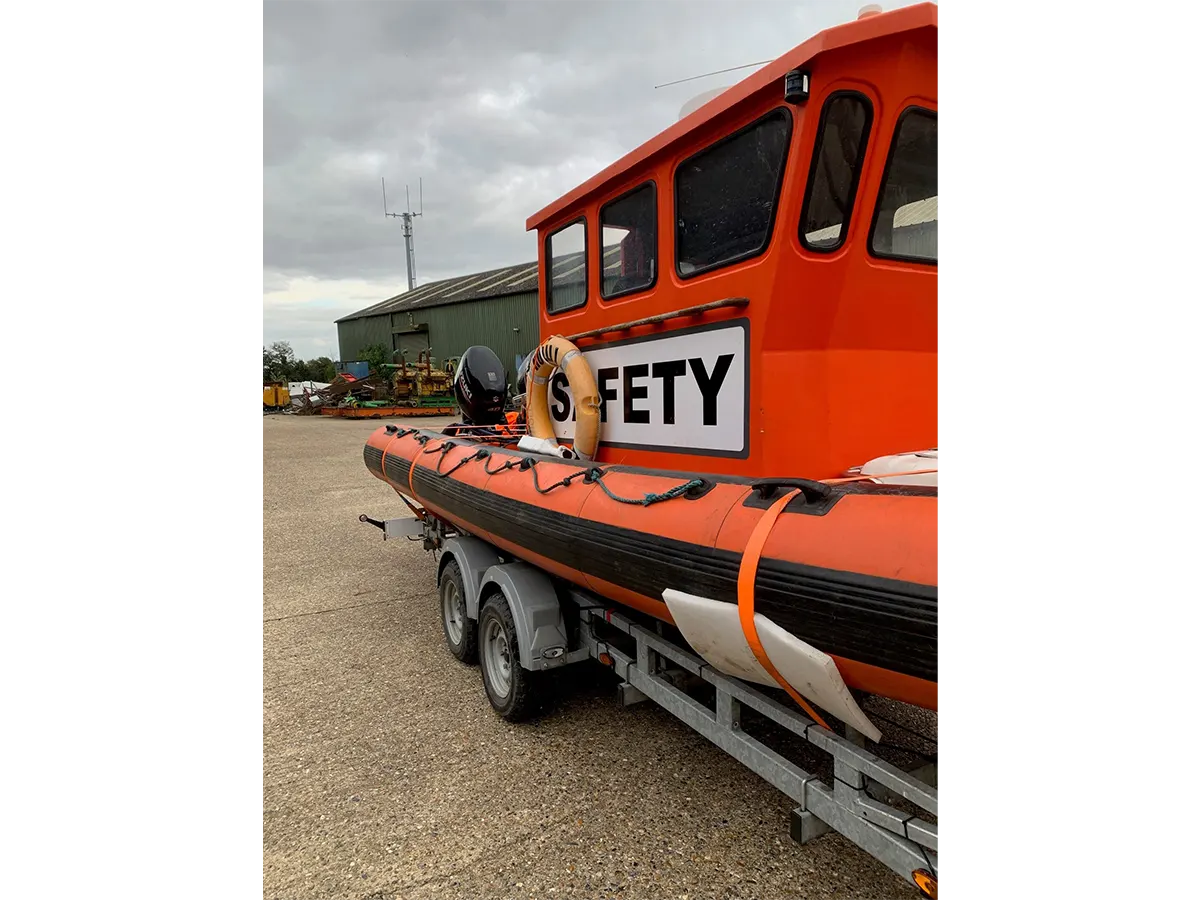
(365, 444), (937, 681)
(393, 435), (938, 499)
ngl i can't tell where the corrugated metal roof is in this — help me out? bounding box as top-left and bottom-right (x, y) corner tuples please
(336, 260), (534, 323)
(337, 245), (625, 323)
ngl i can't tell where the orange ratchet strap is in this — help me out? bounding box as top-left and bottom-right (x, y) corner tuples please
(408, 438), (445, 501)
(380, 430), (401, 481)
(821, 468), (937, 485)
(382, 431), (427, 520)
(407, 448), (420, 499)
(736, 489), (832, 731)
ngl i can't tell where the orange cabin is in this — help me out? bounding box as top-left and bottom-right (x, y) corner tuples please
(525, 3), (937, 481)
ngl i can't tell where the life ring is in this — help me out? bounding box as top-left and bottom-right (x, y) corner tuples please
(526, 335), (601, 461)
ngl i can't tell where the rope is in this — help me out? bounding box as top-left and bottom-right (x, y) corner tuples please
(528, 460), (592, 495)
(483, 455), (522, 476)
(435, 448), (489, 477)
(380, 430), (704, 508)
(584, 468), (704, 506)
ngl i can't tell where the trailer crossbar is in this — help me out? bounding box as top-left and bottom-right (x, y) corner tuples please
(576, 601), (938, 889)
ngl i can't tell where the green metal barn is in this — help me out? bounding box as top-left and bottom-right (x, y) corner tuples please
(335, 260), (541, 383)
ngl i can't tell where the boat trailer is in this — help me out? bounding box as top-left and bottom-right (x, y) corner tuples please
(362, 512), (938, 897)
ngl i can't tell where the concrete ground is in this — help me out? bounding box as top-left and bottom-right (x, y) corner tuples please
(264, 413), (912, 899)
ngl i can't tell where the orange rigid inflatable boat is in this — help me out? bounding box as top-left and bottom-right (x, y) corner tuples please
(365, 426), (936, 709)
(365, 3), (937, 716)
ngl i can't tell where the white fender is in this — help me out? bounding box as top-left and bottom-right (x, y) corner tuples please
(859, 449), (938, 486)
(663, 588), (882, 743)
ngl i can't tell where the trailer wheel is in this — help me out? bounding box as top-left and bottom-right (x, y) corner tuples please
(478, 591), (546, 721)
(439, 559), (477, 664)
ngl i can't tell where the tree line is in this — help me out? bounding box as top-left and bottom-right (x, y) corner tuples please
(263, 341), (338, 383)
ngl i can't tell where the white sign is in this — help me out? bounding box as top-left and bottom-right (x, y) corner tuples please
(547, 320), (748, 457)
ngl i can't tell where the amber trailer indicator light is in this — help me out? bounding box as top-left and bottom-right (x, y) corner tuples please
(912, 869), (937, 898)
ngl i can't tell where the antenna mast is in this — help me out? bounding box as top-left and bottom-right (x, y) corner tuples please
(382, 176), (424, 292)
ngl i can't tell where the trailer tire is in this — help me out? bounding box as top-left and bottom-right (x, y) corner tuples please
(439, 559), (477, 664)
(478, 591), (547, 721)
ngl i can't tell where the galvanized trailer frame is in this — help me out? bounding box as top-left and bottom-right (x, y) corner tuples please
(366, 518), (938, 896)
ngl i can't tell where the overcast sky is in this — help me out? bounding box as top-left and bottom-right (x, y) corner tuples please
(264, 0), (889, 359)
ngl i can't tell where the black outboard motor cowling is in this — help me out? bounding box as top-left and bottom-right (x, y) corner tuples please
(453, 345), (508, 425)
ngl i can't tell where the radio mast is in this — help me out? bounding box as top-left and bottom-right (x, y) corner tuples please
(382, 176), (423, 292)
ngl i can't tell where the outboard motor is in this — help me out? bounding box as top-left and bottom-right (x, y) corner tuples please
(445, 346), (508, 436)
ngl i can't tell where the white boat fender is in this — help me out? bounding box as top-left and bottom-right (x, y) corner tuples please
(516, 435), (577, 460)
(858, 449), (938, 486)
(662, 588), (882, 743)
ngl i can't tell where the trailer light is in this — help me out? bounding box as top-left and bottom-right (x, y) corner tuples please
(598, 652), (614, 667)
(912, 869), (937, 899)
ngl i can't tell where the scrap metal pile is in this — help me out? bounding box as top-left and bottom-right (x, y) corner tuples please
(292, 374), (385, 415)
(295, 353), (458, 418)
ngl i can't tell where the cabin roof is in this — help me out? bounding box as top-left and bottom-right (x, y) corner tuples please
(525, 2), (937, 233)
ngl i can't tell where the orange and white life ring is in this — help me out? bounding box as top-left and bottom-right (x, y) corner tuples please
(525, 336), (601, 461)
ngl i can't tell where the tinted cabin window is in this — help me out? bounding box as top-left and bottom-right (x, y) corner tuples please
(546, 219), (587, 313)
(675, 109), (792, 277)
(871, 108), (937, 263)
(601, 183), (657, 299)
(800, 93), (873, 250)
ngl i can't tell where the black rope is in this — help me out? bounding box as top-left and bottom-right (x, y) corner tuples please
(483, 455), (523, 476)
(435, 447), (489, 477)
(529, 461), (592, 495)
(391, 429), (704, 506)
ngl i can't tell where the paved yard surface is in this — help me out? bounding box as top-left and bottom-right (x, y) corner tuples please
(263, 413), (911, 899)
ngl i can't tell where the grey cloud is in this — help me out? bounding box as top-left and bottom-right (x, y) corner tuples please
(264, 0), (853, 356)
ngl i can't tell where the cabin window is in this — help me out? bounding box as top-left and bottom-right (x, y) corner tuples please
(601, 182), (657, 299)
(870, 107), (937, 264)
(546, 218), (588, 313)
(800, 92), (873, 251)
(675, 108), (792, 278)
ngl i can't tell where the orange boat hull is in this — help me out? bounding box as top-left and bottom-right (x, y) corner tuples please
(366, 426), (937, 710)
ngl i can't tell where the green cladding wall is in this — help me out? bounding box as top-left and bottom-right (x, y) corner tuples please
(337, 290), (539, 385)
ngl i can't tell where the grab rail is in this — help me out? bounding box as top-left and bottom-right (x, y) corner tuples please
(565, 296), (749, 342)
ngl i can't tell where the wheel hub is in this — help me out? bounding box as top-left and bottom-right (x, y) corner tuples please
(484, 619), (512, 698)
(442, 580), (464, 644)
